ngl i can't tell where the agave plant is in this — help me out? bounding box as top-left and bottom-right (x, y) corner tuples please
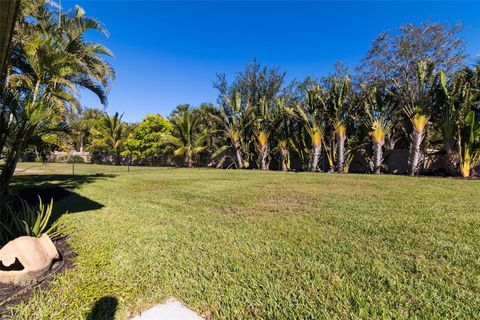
(0, 197), (65, 246)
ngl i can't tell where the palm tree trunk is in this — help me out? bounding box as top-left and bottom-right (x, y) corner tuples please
(280, 148), (288, 172)
(308, 144), (321, 172)
(372, 138), (384, 174)
(185, 155), (193, 168)
(442, 137), (457, 176)
(336, 134), (346, 173)
(234, 140), (244, 169)
(0, 128), (28, 199)
(259, 144), (268, 170)
(409, 129), (426, 176)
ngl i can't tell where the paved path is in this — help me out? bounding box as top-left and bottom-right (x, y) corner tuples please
(131, 298), (203, 320)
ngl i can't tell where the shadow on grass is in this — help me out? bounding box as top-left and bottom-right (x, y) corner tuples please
(11, 174), (115, 220)
(86, 296), (118, 320)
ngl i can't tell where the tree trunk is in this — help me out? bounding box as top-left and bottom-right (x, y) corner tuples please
(185, 155), (193, 168)
(259, 144), (268, 170)
(442, 137), (457, 176)
(336, 133), (346, 173)
(372, 137), (385, 174)
(308, 144), (321, 172)
(0, 128), (28, 199)
(409, 129), (426, 176)
(280, 148), (288, 172)
(234, 140), (244, 169)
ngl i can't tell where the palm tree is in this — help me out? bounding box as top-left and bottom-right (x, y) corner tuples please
(0, 1), (114, 195)
(363, 86), (393, 174)
(403, 60), (436, 176)
(323, 75), (354, 173)
(211, 92), (254, 169)
(438, 69), (479, 175)
(91, 112), (124, 165)
(286, 85), (325, 172)
(459, 111), (480, 178)
(167, 108), (208, 168)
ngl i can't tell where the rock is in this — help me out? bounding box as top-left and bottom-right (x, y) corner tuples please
(0, 234), (59, 284)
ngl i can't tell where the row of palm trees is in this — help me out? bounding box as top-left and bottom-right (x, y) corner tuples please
(153, 60), (479, 178)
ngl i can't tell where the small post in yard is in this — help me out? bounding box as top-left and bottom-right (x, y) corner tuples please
(72, 155), (75, 175)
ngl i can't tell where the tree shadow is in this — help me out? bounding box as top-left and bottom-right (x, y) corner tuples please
(86, 296), (118, 320)
(11, 173), (115, 220)
(12, 173), (116, 191)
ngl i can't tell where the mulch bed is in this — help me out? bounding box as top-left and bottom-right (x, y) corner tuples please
(0, 236), (76, 316)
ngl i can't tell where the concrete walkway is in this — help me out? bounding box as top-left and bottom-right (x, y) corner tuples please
(131, 298), (203, 320)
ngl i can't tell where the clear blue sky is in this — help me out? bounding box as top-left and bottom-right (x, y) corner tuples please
(69, 1), (480, 122)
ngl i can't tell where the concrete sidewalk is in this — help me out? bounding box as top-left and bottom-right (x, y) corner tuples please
(131, 298), (203, 320)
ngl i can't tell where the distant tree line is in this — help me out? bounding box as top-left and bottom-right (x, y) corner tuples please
(43, 21), (480, 178)
(2, 0), (480, 204)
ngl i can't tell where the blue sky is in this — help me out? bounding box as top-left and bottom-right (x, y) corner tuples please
(69, 1), (480, 122)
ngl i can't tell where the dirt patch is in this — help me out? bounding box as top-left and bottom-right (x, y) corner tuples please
(0, 236), (76, 315)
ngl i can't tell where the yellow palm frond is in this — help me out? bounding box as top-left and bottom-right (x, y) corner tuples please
(411, 114), (429, 133)
(257, 131), (269, 146)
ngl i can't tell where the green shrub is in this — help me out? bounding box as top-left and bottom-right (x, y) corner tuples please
(0, 197), (65, 246)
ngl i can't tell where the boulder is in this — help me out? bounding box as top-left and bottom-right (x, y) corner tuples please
(0, 234), (59, 284)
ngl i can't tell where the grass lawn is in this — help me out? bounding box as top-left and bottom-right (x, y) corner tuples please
(4, 163), (480, 319)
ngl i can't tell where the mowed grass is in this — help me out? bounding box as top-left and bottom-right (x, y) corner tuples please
(5, 163), (480, 319)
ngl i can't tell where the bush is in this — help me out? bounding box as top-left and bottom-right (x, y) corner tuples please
(0, 197), (65, 246)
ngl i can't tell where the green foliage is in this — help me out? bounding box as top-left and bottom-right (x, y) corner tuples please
(0, 197), (65, 246)
(165, 107), (209, 167)
(0, 0), (114, 194)
(123, 114), (173, 164)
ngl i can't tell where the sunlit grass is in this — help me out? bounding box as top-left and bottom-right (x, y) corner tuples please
(5, 163), (480, 319)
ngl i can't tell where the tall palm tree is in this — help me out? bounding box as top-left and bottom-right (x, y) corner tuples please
(211, 92), (254, 169)
(91, 112), (124, 165)
(286, 85), (325, 172)
(363, 85), (393, 174)
(438, 69), (479, 175)
(167, 108), (208, 168)
(403, 60), (436, 176)
(323, 75), (354, 173)
(0, 1), (114, 195)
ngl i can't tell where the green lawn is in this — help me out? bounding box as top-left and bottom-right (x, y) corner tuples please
(5, 163), (480, 319)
